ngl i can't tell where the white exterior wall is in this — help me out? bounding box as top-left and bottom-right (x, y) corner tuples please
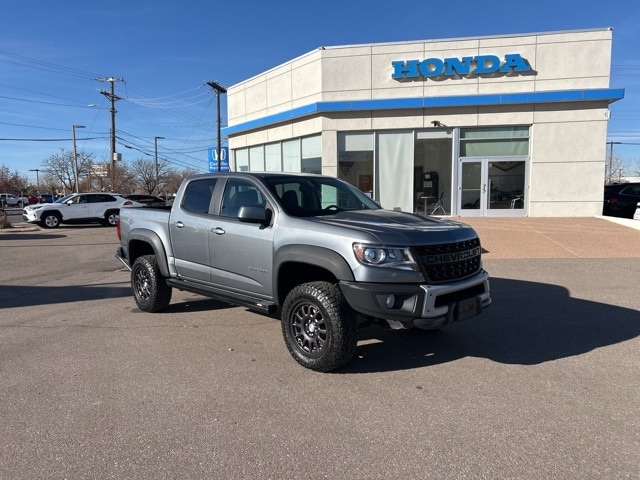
(225, 28), (617, 217)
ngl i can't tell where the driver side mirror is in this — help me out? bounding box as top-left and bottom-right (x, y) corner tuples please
(238, 205), (269, 225)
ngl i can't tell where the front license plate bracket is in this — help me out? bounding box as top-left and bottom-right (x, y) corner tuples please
(455, 296), (481, 321)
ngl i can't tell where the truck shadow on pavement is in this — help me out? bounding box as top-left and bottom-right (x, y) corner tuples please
(0, 283), (132, 308)
(340, 277), (640, 374)
(0, 233), (67, 241)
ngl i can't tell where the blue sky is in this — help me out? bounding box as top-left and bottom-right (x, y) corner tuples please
(1, 0), (639, 180)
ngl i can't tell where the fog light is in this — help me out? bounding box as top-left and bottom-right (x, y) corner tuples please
(385, 295), (396, 308)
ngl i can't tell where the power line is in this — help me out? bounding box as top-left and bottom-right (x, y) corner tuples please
(0, 94), (91, 108)
(116, 131), (206, 170)
(0, 50), (101, 79)
(0, 136), (106, 142)
(116, 138), (205, 171)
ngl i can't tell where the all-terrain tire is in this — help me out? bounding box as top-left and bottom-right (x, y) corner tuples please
(131, 255), (172, 312)
(281, 281), (357, 372)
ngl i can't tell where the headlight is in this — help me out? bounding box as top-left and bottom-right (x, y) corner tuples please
(353, 244), (419, 271)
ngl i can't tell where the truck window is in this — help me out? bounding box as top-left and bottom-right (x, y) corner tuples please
(220, 179), (264, 218)
(181, 178), (217, 213)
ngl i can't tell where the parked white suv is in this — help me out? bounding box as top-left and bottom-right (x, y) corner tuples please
(23, 192), (134, 228)
(0, 193), (27, 208)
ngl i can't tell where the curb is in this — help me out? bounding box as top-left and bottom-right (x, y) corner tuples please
(0, 223), (40, 234)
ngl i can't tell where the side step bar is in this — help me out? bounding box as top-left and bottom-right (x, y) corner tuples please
(165, 278), (278, 314)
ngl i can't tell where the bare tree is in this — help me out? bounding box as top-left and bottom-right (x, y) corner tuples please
(39, 170), (64, 196)
(128, 158), (157, 194)
(633, 157), (640, 177)
(41, 148), (95, 192)
(0, 164), (30, 194)
(126, 158), (181, 194)
(162, 167), (200, 196)
(114, 162), (136, 193)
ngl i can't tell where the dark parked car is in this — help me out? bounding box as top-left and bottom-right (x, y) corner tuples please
(121, 194), (166, 206)
(40, 194), (60, 203)
(603, 182), (640, 219)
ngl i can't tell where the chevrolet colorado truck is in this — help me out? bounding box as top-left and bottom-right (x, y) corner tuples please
(116, 172), (491, 372)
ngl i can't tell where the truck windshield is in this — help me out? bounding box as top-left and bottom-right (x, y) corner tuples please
(265, 176), (380, 217)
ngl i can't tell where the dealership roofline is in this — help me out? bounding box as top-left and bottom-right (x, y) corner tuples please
(318, 27), (614, 51)
(222, 87), (624, 136)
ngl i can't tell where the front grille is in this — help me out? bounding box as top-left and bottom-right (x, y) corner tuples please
(413, 238), (482, 283)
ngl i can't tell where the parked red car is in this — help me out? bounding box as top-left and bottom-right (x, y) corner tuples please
(28, 196), (47, 205)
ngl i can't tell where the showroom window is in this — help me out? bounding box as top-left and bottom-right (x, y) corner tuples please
(301, 135), (321, 174)
(460, 126), (529, 157)
(235, 149), (249, 171)
(232, 134), (321, 173)
(249, 145), (265, 171)
(337, 132), (374, 195)
(265, 143), (281, 171)
(283, 139), (301, 172)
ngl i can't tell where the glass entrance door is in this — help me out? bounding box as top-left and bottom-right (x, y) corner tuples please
(488, 161), (525, 213)
(458, 159), (526, 216)
(459, 160), (485, 216)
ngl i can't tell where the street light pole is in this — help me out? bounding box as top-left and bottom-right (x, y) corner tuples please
(29, 169), (41, 193)
(72, 125), (85, 193)
(206, 81), (227, 172)
(154, 136), (164, 195)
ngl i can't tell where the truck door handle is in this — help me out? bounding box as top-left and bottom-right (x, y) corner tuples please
(172, 221), (184, 228)
(212, 227), (225, 235)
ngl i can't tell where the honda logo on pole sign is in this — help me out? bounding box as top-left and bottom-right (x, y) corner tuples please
(208, 146), (230, 172)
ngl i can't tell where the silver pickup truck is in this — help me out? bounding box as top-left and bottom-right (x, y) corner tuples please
(116, 172), (491, 372)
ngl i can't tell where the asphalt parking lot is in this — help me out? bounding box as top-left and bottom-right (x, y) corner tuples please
(0, 217), (638, 479)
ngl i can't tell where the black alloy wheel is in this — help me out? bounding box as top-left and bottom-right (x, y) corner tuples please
(281, 281), (357, 372)
(131, 255), (172, 312)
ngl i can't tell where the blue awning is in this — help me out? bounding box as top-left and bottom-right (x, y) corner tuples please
(222, 88), (625, 136)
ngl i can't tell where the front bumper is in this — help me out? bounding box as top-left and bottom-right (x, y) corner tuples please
(340, 270), (491, 329)
(22, 210), (40, 223)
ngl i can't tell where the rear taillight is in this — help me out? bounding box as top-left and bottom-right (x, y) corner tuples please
(116, 217), (121, 239)
(123, 201), (133, 206)
(609, 197), (619, 204)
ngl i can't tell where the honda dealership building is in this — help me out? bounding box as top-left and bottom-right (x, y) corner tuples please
(221, 28), (624, 217)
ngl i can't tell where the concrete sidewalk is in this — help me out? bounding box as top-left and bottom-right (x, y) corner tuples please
(461, 216), (640, 260)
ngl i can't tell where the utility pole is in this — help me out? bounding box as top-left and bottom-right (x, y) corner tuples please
(154, 136), (164, 195)
(29, 169), (41, 193)
(606, 141), (621, 184)
(72, 125), (85, 193)
(98, 77), (124, 190)
(206, 81), (227, 172)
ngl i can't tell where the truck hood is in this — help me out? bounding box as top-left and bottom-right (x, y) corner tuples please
(309, 209), (478, 245)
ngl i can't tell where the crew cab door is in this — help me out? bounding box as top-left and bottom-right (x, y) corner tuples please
(209, 179), (274, 298)
(169, 177), (218, 283)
